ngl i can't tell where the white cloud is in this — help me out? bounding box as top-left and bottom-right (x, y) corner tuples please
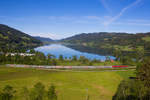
(113, 22), (150, 26)
(100, 0), (112, 13)
(126, 19), (150, 23)
(73, 16), (102, 24)
(84, 16), (101, 20)
(103, 0), (142, 26)
(74, 20), (90, 24)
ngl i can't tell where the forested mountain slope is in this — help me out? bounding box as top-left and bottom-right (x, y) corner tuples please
(0, 24), (42, 52)
(34, 36), (53, 43)
(62, 32), (150, 52)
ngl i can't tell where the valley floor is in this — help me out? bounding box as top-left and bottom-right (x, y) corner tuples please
(0, 66), (135, 100)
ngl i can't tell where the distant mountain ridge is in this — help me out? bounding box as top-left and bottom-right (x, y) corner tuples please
(62, 32), (150, 52)
(0, 24), (42, 52)
(34, 36), (53, 42)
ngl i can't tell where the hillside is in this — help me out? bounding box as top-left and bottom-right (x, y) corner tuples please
(34, 36), (53, 44)
(0, 24), (42, 52)
(62, 32), (150, 53)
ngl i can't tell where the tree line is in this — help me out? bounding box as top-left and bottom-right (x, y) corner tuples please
(0, 82), (57, 100)
(113, 57), (150, 100)
(0, 49), (117, 66)
(0, 48), (146, 66)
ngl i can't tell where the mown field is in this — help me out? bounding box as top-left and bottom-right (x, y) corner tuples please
(0, 66), (135, 100)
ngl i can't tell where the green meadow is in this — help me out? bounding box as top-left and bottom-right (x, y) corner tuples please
(0, 66), (135, 100)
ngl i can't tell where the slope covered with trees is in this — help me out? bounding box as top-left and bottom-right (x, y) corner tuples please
(34, 36), (53, 43)
(62, 32), (150, 53)
(113, 58), (150, 100)
(0, 24), (42, 52)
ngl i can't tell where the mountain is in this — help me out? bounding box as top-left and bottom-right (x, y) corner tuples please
(0, 24), (42, 52)
(62, 32), (150, 53)
(34, 36), (53, 43)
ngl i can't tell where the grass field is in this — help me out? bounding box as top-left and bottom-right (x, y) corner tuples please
(142, 36), (150, 42)
(0, 66), (135, 100)
(56, 60), (122, 66)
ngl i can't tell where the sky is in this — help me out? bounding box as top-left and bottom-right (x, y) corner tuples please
(0, 0), (150, 39)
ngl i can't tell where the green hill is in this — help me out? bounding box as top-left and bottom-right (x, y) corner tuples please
(34, 36), (53, 42)
(62, 32), (150, 53)
(34, 36), (54, 44)
(0, 24), (42, 52)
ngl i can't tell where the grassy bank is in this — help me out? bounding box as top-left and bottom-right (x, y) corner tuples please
(0, 66), (135, 100)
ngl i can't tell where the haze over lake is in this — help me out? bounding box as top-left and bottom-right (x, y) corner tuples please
(35, 44), (115, 60)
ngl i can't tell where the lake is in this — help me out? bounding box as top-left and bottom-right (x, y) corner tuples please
(35, 44), (115, 60)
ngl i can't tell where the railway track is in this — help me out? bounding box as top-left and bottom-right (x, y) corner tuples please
(6, 64), (136, 69)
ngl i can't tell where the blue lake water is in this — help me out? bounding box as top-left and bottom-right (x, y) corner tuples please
(35, 44), (115, 60)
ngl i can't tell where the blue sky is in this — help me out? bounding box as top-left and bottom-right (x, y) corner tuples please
(0, 0), (150, 39)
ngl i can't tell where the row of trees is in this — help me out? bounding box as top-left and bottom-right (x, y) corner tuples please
(113, 58), (150, 100)
(0, 82), (57, 100)
(67, 44), (147, 66)
(113, 48), (146, 66)
(1, 49), (145, 66)
(1, 47), (147, 66)
(0, 50), (113, 66)
(1, 46), (146, 66)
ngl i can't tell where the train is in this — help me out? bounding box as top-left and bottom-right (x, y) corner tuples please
(6, 64), (128, 69)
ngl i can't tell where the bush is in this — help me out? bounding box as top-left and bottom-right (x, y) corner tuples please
(137, 58), (150, 87)
(30, 82), (46, 100)
(47, 84), (57, 100)
(112, 79), (149, 100)
(0, 85), (16, 100)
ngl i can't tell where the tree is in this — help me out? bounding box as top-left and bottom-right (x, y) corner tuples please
(92, 59), (100, 63)
(79, 56), (89, 64)
(35, 52), (46, 61)
(113, 57), (150, 100)
(51, 59), (57, 66)
(72, 55), (77, 61)
(21, 87), (30, 100)
(112, 79), (149, 100)
(30, 82), (45, 100)
(113, 48), (122, 61)
(88, 61), (93, 66)
(47, 54), (55, 60)
(137, 58), (150, 87)
(121, 56), (133, 65)
(58, 55), (64, 61)
(47, 54), (55, 65)
(29, 49), (36, 53)
(47, 84), (57, 100)
(0, 85), (16, 100)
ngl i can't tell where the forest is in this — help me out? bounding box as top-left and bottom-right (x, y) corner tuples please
(0, 47), (145, 66)
(0, 24), (42, 52)
(62, 32), (150, 54)
(113, 58), (150, 100)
